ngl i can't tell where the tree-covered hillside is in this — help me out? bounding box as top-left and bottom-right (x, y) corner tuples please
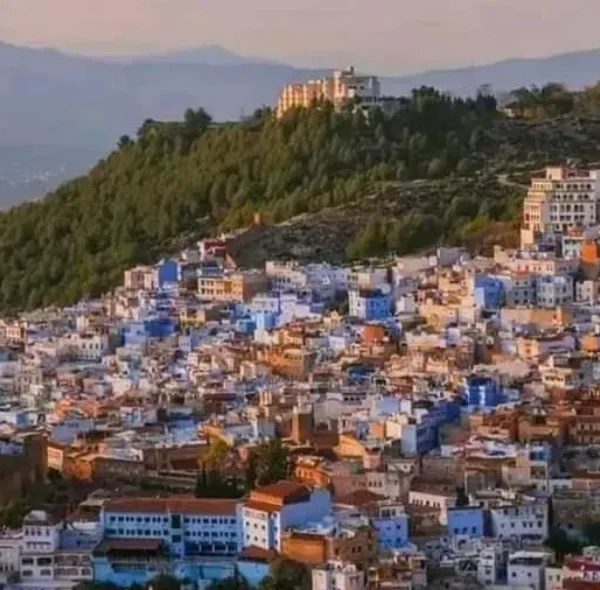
(1, 86), (600, 312)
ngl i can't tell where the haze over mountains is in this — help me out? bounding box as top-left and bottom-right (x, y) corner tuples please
(4, 41), (600, 205)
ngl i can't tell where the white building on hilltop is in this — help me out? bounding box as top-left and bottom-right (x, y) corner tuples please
(277, 66), (381, 117)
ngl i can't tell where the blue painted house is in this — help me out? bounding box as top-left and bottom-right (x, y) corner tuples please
(349, 289), (391, 321)
(94, 497), (240, 587)
(144, 317), (177, 339)
(471, 274), (505, 309)
(463, 375), (504, 409)
(372, 506), (410, 550)
(157, 258), (180, 287)
(447, 506), (485, 538)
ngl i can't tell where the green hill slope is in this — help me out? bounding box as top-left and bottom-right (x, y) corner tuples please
(2, 88), (600, 312)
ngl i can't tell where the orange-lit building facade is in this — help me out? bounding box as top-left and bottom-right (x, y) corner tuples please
(277, 67), (381, 117)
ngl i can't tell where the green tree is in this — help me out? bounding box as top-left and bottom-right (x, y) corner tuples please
(245, 451), (259, 491)
(259, 560), (311, 590)
(146, 574), (181, 590)
(256, 437), (290, 486)
(117, 135), (132, 150)
(207, 571), (252, 590)
(544, 528), (582, 562)
(427, 157), (447, 179)
(0, 90), (533, 313)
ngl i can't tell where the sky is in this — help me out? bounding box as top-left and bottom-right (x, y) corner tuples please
(2, 0), (600, 73)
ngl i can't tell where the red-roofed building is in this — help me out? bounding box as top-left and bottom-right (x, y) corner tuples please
(101, 495), (240, 559)
(548, 552), (600, 590)
(242, 480), (331, 553)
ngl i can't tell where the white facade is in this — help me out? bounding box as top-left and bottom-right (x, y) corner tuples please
(16, 511), (92, 590)
(348, 267), (389, 291)
(576, 279), (600, 304)
(59, 333), (109, 362)
(102, 499), (240, 557)
(21, 512), (61, 554)
(545, 565), (564, 590)
(332, 67), (380, 102)
(312, 562), (365, 590)
(521, 167), (600, 247)
(242, 488), (331, 552)
(0, 535), (21, 585)
(408, 490), (455, 525)
(489, 502), (548, 542)
(265, 261), (347, 298)
(535, 275), (573, 308)
(501, 274), (536, 307)
(477, 545), (503, 586)
(507, 551), (551, 590)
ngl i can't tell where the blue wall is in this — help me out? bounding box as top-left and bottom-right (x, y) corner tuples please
(157, 259), (179, 287)
(447, 507), (485, 538)
(93, 557), (235, 587)
(373, 513), (410, 549)
(237, 561), (271, 586)
(253, 311), (278, 333)
(401, 420), (438, 455)
(463, 376), (504, 408)
(473, 275), (505, 309)
(178, 330), (204, 352)
(350, 290), (391, 320)
(144, 317), (177, 339)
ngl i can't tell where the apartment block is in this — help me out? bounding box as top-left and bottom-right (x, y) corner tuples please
(521, 166), (600, 247)
(277, 67), (381, 117)
(197, 270), (267, 303)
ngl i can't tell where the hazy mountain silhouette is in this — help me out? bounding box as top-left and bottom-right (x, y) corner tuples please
(118, 44), (283, 66)
(384, 48), (600, 97)
(3, 41), (600, 204)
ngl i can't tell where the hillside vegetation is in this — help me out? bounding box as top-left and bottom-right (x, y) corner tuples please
(2, 87), (600, 311)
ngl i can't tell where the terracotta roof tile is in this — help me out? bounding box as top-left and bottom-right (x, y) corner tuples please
(335, 489), (386, 506)
(243, 501), (282, 514)
(239, 546), (279, 562)
(104, 496), (237, 515)
(253, 480), (309, 499)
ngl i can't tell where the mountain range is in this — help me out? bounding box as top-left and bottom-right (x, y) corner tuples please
(4, 42), (600, 204)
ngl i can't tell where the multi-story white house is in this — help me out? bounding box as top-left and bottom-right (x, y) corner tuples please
(498, 273), (537, 307)
(507, 550), (552, 590)
(535, 274), (574, 308)
(265, 261), (348, 299)
(0, 531), (21, 586)
(18, 509), (95, 590)
(488, 500), (548, 542)
(276, 66), (380, 117)
(521, 166), (600, 247)
(101, 497), (240, 559)
(58, 332), (109, 362)
(312, 562), (365, 590)
(241, 481), (331, 552)
(477, 544), (505, 587)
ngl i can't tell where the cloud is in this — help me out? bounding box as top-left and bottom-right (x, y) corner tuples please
(2, 0), (600, 72)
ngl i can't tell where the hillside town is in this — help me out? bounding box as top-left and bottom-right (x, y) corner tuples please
(3, 165), (600, 590)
